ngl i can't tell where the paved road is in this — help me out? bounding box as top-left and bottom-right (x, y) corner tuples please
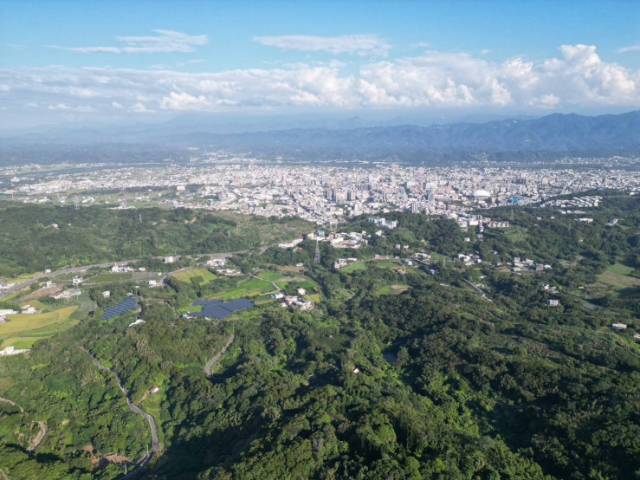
(204, 334), (235, 376)
(81, 347), (159, 477)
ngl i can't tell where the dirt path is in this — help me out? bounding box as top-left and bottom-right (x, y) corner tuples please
(204, 334), (235, 376)
(0, 396), (25, 413)
(27, 421), (46, 452)
(0, 397), (46, 453)
(80, 347), (159, 477)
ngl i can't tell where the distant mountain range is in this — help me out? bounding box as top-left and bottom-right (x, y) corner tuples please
(157, 110), (640, 154)
(1, 111), (639, 165)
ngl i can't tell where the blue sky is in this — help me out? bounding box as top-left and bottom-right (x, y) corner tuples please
(1, 0), (639, 128)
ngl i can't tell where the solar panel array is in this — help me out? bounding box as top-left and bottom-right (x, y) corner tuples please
(102, 297), (138, 319)
(189, 298), (254, 319)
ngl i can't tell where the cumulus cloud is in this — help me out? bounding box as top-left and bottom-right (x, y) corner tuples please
(254, 34), (391, 56)
(2, 44), (638, 118)
(47, 29), (207, 54)
(112, 101), (124, 109)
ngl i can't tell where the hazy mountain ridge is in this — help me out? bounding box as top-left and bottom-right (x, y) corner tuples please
(162, 110), (640, 153)
(0, 111), (638, 166)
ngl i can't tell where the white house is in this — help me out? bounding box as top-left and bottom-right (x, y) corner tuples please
(102, 291), (111, 298)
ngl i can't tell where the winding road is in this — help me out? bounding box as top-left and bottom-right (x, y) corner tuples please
(204, 334), (235, 376)
(0, 397), (46, 452)
(80, 347), (159, 477)
(0, 396), (25, 413)
(27, 421), (47, 452)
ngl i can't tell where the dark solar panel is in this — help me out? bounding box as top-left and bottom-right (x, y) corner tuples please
(102, 297), (138, 319)
(187, 298), (254, 319)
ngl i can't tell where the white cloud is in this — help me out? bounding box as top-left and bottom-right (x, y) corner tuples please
(618, 45), (640, 54)
(47, 103), (95, 112)
(0, 84), (10, 91)
(480, 49), (491, 55)
(254, 34), (391, 56)
(2, 44), (638, 119)
(177, 59), (205, 67)
(112, 101), (124, 109)
(160, 92), (212, 110)
(47, 29), (208, 54)
(129, 102), (155, 113)
(25, 102), (38, 108)
(6, 44), (27, 50)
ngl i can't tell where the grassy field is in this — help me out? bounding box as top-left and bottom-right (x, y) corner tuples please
(607, 263), (635, 275)
(596, 270), (640, 290)
(172, 268), (217, 286)
(0, 306), (78, 348)
(217, 278), (274, 299)
(340, 262), (367, 273)
(19, 299), (48, 310)
(87, 272), (133, 283)
(257, 271), (283, 281)
(373, 260), (403, 270)
(376, 284), (409, 296)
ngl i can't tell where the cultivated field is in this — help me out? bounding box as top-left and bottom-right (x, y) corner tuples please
(216, 278), (274, 299)
(172, 268), (217, 286)
(0, 306), (78, 349)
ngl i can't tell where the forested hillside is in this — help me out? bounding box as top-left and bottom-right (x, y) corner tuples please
(1, 194), (639, 479)
(0, 204), (311, 278)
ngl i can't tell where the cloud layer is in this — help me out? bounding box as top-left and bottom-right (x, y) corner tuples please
(254, 34), (391, 56)
(48, 30), (208, 54)
(1, 44), (638, 121)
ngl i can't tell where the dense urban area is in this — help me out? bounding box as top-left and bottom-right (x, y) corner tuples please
(2, 155), (639, 226)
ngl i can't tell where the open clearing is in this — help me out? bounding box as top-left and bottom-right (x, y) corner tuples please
(87, 272), (133, 283)
(341, 262), (367, 273)
(257, 271), (284, 281)
(0, 306), (78, 348)
(596, 270), (640, 290)
(607, 263), (635, 275)
(172, 268), (217, 286)
(376, 284), (409, 296)
(217, 278), (274, 299)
